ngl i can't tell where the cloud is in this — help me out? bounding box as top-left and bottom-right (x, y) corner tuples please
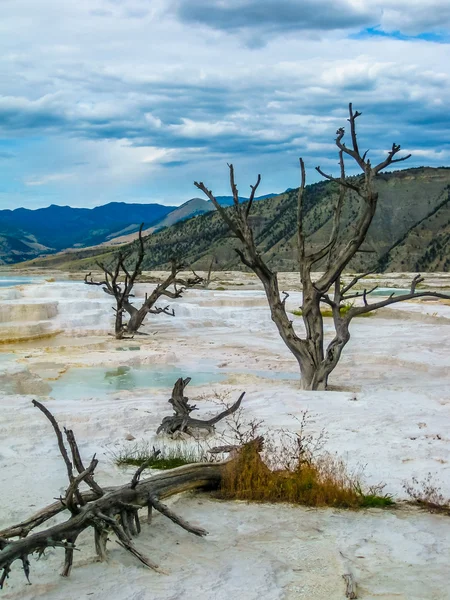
(0, 94), (67, 131)
(0, 0), (449, 208)
(24, 173), (74, 186)
(376, 1), (450, 34)
(170, 0), (450, 41)
(171, 0), (374, 36)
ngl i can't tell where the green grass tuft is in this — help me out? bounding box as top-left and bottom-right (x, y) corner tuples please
(360, 494), (395, 508)
(113, 441), (206, 471)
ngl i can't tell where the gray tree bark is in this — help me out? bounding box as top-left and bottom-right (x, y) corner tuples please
(195, 104), (450, 390)
(0, 401), (249, 587)
(85, 224), (202, 338)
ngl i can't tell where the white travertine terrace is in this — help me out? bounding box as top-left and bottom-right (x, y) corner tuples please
(0, 273), (449, 599)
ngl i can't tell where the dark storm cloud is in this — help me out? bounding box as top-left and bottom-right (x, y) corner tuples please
(172, 0), (375, 35)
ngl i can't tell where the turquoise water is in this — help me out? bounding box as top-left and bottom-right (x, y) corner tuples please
(369, 288), (410, 297)
(0, 276), (36, 287)
(50, 364), (224, 400)
(0, 353), (16, 368)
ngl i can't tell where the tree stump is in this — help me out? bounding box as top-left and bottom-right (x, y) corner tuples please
(156, 377), (244, 436)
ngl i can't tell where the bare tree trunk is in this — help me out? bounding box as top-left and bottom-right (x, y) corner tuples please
(311, 335), (350, 390)
(194, 105), (449, 390)
(85, 225), (202, 338)
(126, 304), (151, 334)
(114, 303), (125, 339)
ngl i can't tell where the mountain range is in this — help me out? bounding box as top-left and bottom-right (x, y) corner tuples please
(4, 167), (450, 272)
(0, 194), (276, 264)
(0, 202), (172, 264)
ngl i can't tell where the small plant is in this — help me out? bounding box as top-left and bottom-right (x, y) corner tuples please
(403, 473), (450, 514)
(208, 389), (264, 446)
(113, 440), (209, 470)
(215, 407), (393, 510)
(355, 483), (394, 508)
(218, 444), (392, 509)
(359, 493), (394, 508)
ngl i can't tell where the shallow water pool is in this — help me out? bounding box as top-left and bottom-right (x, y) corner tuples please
(0, 276), (38, 288)
(0, 353), (16, 369)
(49, 364), (225, 400)
(369, 288), (411, 296)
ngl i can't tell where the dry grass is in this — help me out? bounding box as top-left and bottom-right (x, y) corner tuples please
(403, 474), (450, 515)
(218, 443), (392, 508)
(220, 445), (354, 507)
(216, 409), (393, 509)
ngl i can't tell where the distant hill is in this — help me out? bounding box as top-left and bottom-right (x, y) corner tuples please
(11, 168), (450, 272)
(213, 193), (277, 207)
(0, 202), (174, 264)
(0, 234), (50, 264)
(0, 192), (279, 264)
(100, 193), (278, 247)
(103, 198), (213, 247)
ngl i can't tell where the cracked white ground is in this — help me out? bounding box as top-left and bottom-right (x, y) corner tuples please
(0, 272), (449, 599)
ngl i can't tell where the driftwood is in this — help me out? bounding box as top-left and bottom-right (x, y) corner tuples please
(342, 573), (358, 599)
(0, 400), (238, 589)
(0, 405), (362, 599)
(156, 377), (244, 436)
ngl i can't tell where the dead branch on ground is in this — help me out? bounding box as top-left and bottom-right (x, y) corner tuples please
(0, 400), (243, 589)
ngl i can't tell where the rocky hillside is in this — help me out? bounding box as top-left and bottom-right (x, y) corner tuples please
(19, 167), (450, 273)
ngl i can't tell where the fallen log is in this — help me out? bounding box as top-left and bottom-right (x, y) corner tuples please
(156, 377), (244, 436)
(0, 400), (238, 589)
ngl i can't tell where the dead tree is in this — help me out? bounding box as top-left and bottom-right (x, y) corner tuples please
(0, 400), (243, 588)
(84, 223), (202, 338)
(156, 377), (244, 436)
(194, 104), (450, 390)
(193, 256), (216, 289)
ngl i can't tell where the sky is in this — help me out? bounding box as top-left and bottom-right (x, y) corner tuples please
(1, 0), (450, 210)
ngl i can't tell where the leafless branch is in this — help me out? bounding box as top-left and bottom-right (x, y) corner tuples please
(340, 271), (376, 296)
(297, 158), (307, 264)
(245, 174), (262, 217)
(347, 275), (450, 318)
(308, 151), (348, 268)
(315, 166), (361, 194)
(0, 402), (255, 587)
(372, 143), (412, 175)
